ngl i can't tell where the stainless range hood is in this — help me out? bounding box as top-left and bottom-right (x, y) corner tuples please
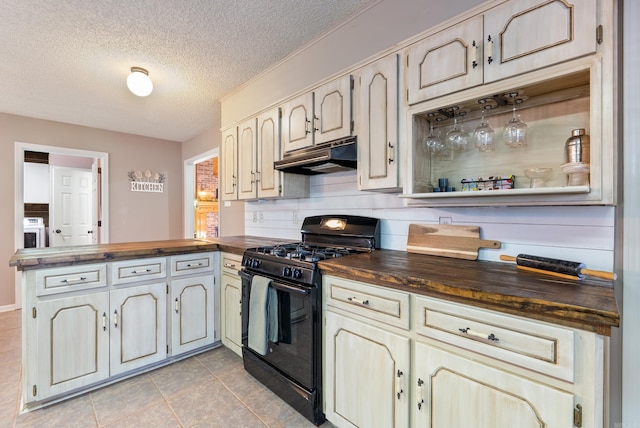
(274, 136), (357, 175)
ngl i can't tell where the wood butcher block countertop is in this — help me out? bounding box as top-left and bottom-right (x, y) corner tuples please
(9, 236), (295, 271)
(319, 249), (620, 336)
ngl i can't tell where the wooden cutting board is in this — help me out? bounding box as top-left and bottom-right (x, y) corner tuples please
(406, 224), (501, 260)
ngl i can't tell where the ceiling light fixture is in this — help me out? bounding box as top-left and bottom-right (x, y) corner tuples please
(126, 67), (153, 97)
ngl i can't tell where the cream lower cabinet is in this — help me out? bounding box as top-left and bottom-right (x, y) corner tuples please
(35, 291), (110, 399)
(324, 311), (410, 428)
(23, 253), (218, 409)
(109, 282), (167, 376)
(323, 276), (605, 428)
(169, 253), (218, 356)
(413, 342), (573, 427)
(170, 275), (215, 355)
(220, 252), (243, 356)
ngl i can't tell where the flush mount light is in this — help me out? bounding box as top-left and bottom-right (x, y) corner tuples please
(126, 67), (153, 97)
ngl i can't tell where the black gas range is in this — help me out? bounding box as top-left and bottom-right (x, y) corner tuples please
(239, 215), (380, 425)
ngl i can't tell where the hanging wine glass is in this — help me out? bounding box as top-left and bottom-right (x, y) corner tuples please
(473, 111), (495, 152)
(447, 117), (469, 151)
(422, 123), (440, 154)
(504, 104), (528, 148)
(432, 132), (450, 159)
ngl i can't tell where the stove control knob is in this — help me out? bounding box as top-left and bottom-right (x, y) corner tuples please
(283, 267), (292, 277)
(251, 259), (261, 268)
(293, 268), (302, 279)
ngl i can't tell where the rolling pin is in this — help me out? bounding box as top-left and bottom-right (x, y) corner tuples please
(500, 254), (617, 281)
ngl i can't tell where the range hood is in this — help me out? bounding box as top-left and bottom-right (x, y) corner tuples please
(274, 136), (357, 175)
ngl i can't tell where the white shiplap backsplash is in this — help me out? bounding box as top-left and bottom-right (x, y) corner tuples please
(245, 171), (615, 271)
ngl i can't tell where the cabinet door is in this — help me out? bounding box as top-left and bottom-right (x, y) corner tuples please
(36, 292), (110, 399)
(325, 311), (410, 428)
(282, 92), (314, 153)
(314, 75), (352, 144)
(414, 342), (575, 427)
(256, 108), (281, 198)
(358, 54), (400, 191)
(221, 270), (243, 356)
(110, 282), (167, 376)
(484, 0), (597, 84)
(170, 275), (215, 355)
(238, 118), (257, 200)
(221, 127), (238, 201)
(407, 15), (483, 105)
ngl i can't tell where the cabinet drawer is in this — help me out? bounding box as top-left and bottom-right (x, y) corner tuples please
(170, 253), (214, 277)
(111, 257), (166, 285)
(221, 252), (242, 275)
(325, 276), (410, 330)
(414, 296), (575, 382)
(35, 263), (107, 296)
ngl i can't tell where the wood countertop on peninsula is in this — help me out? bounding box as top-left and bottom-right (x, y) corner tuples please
(9, 236), (296, 271)
(318, 249), (619, 335)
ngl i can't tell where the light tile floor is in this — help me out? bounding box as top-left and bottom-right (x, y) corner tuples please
(0, 310), (332, 428)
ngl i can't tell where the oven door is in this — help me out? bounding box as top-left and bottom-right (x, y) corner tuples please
(240, 269), (317, 389)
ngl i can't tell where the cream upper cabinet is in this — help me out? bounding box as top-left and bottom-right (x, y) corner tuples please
(238, 109), (309, 200)
(407, 15), (484, 105)
(483, 0), (597, 84)
(35, 292), (110, 399)
(238, 118), (257, 200)
(221, 127), (238, 201)
(324, 311), (410, 428)
(407, 0), (597, 105)
(282, 92), (314, 153)
(282, 75), (353, 153)
(109, 282), (167, 376)
(314, 75), (353, 145)
(414, 342), (575, 427)
(358, 54), (401, 191)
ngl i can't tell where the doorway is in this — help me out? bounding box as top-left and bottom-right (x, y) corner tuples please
(183, 149), (219, 240)
(15, 142), (109, 308)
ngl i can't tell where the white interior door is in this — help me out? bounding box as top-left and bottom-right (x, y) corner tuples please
(51, 167), (93, 247)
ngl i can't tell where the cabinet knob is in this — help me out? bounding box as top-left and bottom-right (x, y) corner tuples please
(55, 229), (61, 234)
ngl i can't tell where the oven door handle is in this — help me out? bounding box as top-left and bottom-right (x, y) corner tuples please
(269, 281), (311, 296)
(240, 270), (310, 296)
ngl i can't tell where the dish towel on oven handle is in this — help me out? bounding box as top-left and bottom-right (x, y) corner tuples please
(248, 275), (279, 355)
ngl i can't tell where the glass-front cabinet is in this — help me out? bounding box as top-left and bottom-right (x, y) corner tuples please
(400, 0), (615, 207)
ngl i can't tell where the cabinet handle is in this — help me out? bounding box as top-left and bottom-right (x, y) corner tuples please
(313, 115), (319, 132)
(61, 276), (87, 284)
(113, 310), (118, 328)
(346, 296), (370, 306)
(255, 170), (261, 183)
(223, 263), (236, 269)
(396, 369), (404, 400)
(175, 297), (179, 313)
(387, 141), (395, 164)
(417, 378), (425, 410)
(186, 262), (202, 268)
(304, 118), (311, 135)
(250, 171), (255, 184)
(232, 174), (237, 188)
(131, 269), (151, 274)
(102, 312), (107, 331)
(471, 40), (478, 69)
(486, 35), (494, 64)
(459, 327), (499, 342)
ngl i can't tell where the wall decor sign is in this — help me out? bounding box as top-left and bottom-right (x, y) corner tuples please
(128, 169), (165, 192)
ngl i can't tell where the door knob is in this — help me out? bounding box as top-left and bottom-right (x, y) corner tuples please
(55, 229), (61, 233)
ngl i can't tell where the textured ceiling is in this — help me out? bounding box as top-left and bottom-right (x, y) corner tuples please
(0, 0), (373, 142)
